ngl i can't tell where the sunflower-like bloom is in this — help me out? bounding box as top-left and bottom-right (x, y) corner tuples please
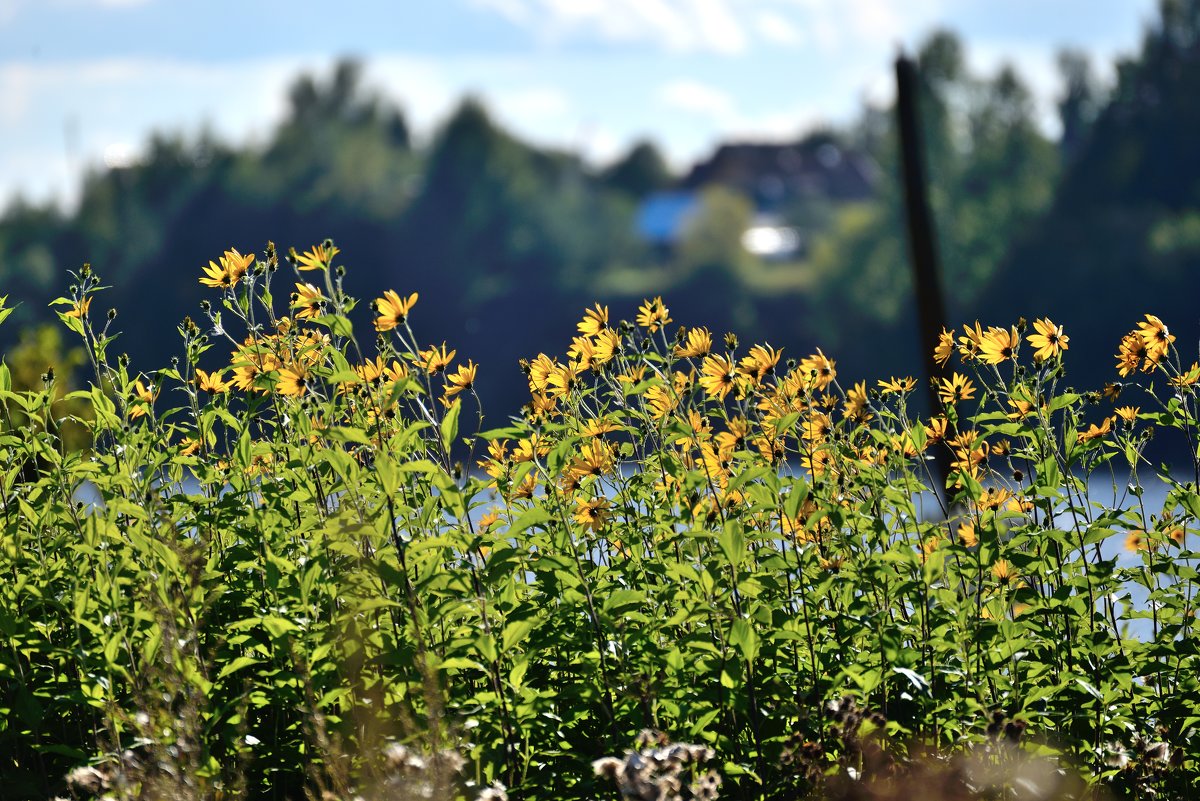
(374, 290), (418, 332)
(800, 411), (833, 444)
(924, 415), (949, 444)
(644, 384), (677, 420)
(843, 381), (871, 425)
(737, 344), (782, 384)
(276, 363), (311, 397)
(1169, 362), (1200, 388)
(290, 282), (326, 320)
(573, 497), (611, 532)
(938, 373), (976, 405)
(199, 248), (254, 289)
(195, 368), (231, 394)
(592, 329), (621, 366)
(1115, 333), (1147, 377)
(675, 327), (712, 359)
(1115, 406), (1139, 424)
(699, 354), (737, 400)
(715, 417), (749, 455)
(1137, 314), (1175, 362)
(798, 350), (837, 391)
(128, 379), (158, 419)
(545, 362), (579, 398)
(567, 439), (616, 482)
(580, 417), (622, 438)
(878, 376), (916, 394)
(978, 326), (1020, 365)
(957, 321), (985, 360)
(179, 437), (202, 457)
(577, 303), (608, 336)
(418, 343), (456, 376)
(230, 346), (278, 393)
(65, 296), (91, 319)
(443, 360), (477, 399)
(528, 354), (557, 394)
(636, 296), (672, 332)
(354, 356), (388, 385)
(957, 522), (978, 547)
(567, 336), (596, 371)
(1027, 318), (1068, 362)
(992, 559), (1017, 583)
(934, 328), (954, 367)
(1124, 530), (1149, 553)
(295, 242), (339, 272)
(1077, 416), (1113, 443)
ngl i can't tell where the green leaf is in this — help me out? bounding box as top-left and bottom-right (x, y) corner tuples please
(440, 399), (462, 453)
(729, 619), (759, 662)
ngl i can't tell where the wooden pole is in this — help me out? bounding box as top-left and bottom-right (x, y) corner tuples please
(895, 53), (952, 498)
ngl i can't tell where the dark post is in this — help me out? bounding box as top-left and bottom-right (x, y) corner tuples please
(895, 52), (952, 498)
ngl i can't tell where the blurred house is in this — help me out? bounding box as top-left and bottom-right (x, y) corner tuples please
(635, 135), (879, 261)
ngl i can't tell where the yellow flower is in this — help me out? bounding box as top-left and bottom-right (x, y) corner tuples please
(737, 343), (782, 384)
(938, 373), (976, 405)
(699, 354), (737, 400)
(179, 437), (202, 457)
(545, 362), (579, 398)
(567, 335), (596, 371)
(374, 290), (418, 332)
(1115, 406), (1139, 424)
(528, 353), (556, 394)
(567, 439), (616, 482)
(934, 328), (954, 367)
(353, 356), (387, 385)
(991, 559), (1017, 584)
(417, 343), (456, 376)
(843, 381), (871, 425)
(128, 379), (157, 419)
(1115, 333), (1146, 377)
(957, 521), (978, 547)
(1077, 417), (1113, 443)
(580, 417), (622, 438)
(675, 327), (712, 358)
(577, 303), (608, 336)
(1027, 318), (1068, 362)
(276, 363), (311, 397)
(65, 296), (91, 319)
(878, 376), (916, 394)
(592, 329), (621, 366)
(925, 415), (949, 444)
(636, 296), (672, 332)
(644, 384), (677, 420)
(957, 321), (985, 360)
(573, 497), (611, 532)
(195, 368), (231, 394)
(290, 282), (326, 320)
(1137, 314), (1175, 362)
(1125, 530), (1149, 552)
(444, 360), (477, 399)
(797, 350), (837, 391)
(1170, 362), (1200, 388)
(199, 248), (254, 289)
(295, 242), (339, 272)
(978, 326), (1020, 365)
(800, 411), (833, 444)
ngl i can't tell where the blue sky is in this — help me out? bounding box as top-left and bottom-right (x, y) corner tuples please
(0, 0), (1158, 208)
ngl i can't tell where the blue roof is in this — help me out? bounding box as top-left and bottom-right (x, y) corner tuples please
(634, 191), (699, 245)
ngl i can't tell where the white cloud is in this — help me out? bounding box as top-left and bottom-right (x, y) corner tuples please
(754, 10), (805, 47)
(658, 79), (736, 117)
(469, 0), (750, 54)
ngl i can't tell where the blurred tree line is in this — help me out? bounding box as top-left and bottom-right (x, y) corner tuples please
(1, 0), (1196, 415)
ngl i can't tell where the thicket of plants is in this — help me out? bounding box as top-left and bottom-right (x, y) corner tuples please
(3, 242), (1200, 800)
